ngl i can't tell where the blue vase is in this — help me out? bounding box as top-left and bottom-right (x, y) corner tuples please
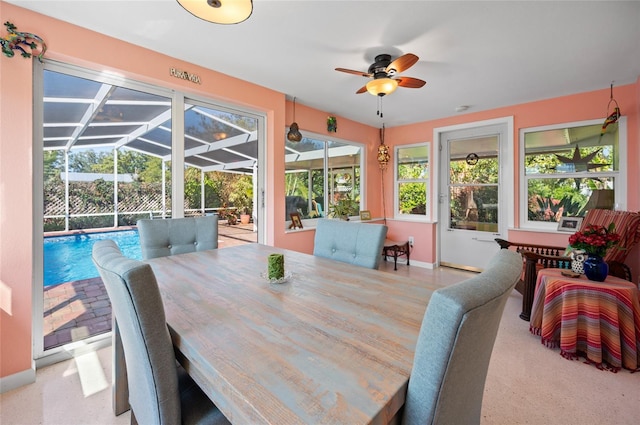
(583, 254), (608, 282)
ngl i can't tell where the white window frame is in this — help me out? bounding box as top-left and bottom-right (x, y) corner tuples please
(519, 117), (627, 232)
(393, 142), (430, 222)
(284, 130), (365, 228)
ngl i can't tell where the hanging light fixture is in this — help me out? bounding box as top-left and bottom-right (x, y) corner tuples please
(176, 0), (253, 25)
(366, 78), (398, 118)
(377, 124), (390, 170)
(366, 78), (399, 96)
(287, 97), (302, 142)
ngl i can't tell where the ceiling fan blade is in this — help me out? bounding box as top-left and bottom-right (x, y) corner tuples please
(397, 77), (426, 88)
(387, 53), (419, 74)
(335, 67), (371, 78)
(356, 85), (368, 94)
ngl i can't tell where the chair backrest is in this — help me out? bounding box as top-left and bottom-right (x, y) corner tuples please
(92, 239), (180, 425)
(402, 249), (522, 425)
(313, 218), (388, 269)
(137, 215), (218, 260)
(579, 209), (640, 263)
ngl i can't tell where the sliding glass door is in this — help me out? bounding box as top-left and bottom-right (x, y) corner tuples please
(34, 61), (265, 360)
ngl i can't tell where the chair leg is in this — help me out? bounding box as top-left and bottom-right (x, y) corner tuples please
(393, 248), (398, 270)
(520, 257), (538, 321)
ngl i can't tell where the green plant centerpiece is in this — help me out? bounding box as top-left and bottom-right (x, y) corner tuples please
(329, 196), (358, 220)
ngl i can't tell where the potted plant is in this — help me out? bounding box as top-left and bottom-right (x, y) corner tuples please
(230, 185), (253, 225)
(217, 203), (237, 225)
(329, 197), (358, 220)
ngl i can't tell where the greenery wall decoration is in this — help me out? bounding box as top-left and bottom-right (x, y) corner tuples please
(1, 21), (47, 61)
(327, 116), (337, 133)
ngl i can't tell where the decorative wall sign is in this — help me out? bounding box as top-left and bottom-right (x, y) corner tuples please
(169, 67), (201, 84)
(1, 21), (47, 62)
(465, 153), (479, 165)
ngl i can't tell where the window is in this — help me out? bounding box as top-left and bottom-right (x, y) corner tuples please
(394, 143), (429, 220)
(183, 100), (258, 221)
(520, 118), (625, 230)
(285, 131), (362, 224)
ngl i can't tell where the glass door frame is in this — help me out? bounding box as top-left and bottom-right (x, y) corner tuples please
(33, 60), (266, 364)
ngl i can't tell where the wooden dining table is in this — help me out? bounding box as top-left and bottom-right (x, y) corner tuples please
(114, 243), (439, 424)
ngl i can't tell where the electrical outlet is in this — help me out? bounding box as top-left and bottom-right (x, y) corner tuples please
(408, 236), (414, 246)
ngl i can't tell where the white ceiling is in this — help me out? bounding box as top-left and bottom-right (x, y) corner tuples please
(7, 0), (640, 128)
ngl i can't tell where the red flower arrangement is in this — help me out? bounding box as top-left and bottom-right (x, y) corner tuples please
(568, 223), (620, 257)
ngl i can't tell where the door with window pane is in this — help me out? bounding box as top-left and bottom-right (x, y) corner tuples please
(439, 124), (506, 271)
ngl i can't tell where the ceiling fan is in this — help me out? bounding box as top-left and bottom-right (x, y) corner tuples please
(335, 53), (426, 97)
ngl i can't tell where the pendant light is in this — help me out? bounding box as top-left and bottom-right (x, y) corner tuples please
(365, 78), (399, 96)
(287, 97), (302, 142)
(176, 0), (253, 25)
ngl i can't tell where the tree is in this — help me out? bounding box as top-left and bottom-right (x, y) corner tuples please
(43, 150), (63, 182)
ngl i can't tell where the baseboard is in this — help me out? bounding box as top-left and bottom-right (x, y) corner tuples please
(407, 259), (435, 269)
(0, 364), (36, 394)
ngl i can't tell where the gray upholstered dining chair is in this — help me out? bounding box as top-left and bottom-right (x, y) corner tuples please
(137, 215), (218, 260)
(402, 249), (522, 425)
(312, 218), (388, 269)
(92, 239), (229, 425)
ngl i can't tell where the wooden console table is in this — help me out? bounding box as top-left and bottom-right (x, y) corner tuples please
(383, 239), (410, 271)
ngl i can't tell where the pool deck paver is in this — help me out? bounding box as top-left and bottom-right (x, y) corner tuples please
(43, 223), (256, 350)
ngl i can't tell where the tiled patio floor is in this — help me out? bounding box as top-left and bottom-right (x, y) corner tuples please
(43, 223), (257, 350)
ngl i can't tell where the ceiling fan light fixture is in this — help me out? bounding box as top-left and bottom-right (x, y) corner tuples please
(366, 78), (399, 96)
(176, 0), (253, 24)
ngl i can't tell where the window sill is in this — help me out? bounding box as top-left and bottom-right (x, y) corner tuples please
(284, 226), (315, 234)
(508, 226), (569, 234)
(390, 216), (432, 224)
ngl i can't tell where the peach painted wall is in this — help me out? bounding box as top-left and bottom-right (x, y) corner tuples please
(1, 34), (35, 381)
(385, 83), (640, 269)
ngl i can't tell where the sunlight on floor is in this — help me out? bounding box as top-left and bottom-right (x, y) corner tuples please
(61, 327), (109, 397)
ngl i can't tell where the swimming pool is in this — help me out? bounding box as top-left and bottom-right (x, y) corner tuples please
(43, 230), (142, 287)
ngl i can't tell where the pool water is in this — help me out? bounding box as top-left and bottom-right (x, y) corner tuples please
(43, 230), (142, 287)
